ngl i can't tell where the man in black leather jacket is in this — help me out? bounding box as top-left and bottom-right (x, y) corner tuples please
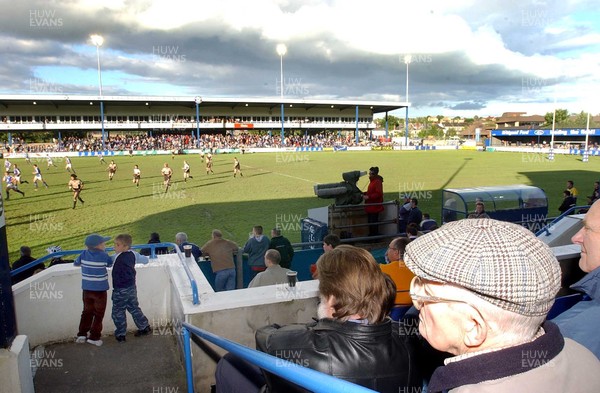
(254, 245), (421, 393)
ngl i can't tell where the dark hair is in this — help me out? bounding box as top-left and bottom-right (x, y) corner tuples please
(149, 232), (161, 241)
(369, 166), (379, 175)
(411, 198), (418, 205)
(406, 224), (418, 237)
(390, 237), (410, 260)
(323, 234), (341, 248)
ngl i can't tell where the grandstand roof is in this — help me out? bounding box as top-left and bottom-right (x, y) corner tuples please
(0, 94), (407, 114)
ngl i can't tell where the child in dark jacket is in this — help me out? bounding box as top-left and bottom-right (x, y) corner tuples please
(111, 234), (151, 342)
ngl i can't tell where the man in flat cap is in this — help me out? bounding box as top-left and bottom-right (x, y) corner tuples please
(404, 218), (600, 392)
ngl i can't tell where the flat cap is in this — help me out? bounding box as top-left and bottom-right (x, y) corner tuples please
(404, 219), (561, 316)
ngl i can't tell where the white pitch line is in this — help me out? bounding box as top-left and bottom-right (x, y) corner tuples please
(243, 165), (315, 183)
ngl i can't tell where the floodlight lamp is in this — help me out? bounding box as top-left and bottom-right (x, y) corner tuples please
(276, 43), (287, 57)
(90, 34), (104, 47)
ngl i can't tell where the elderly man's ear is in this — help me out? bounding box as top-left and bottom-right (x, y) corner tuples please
(463, 308), (488, 348)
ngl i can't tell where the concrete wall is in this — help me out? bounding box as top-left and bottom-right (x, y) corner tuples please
(12, 256), (175, 347)
(0, 336), (34, 393)
(180, 278), (320, 393)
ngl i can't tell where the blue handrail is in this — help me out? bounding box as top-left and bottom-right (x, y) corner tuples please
(10, 242), (200, 305)
(535, 205), (588, 237)
(181, 322), (377, 393)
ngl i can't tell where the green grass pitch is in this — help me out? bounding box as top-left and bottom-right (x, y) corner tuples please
(4, 149), (599, 262)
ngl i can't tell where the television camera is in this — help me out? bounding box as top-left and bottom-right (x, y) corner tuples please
(313, 170), (367, 205)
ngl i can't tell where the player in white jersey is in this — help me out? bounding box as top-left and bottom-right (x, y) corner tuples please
(107, 160), (117, 181)
(65, 156), (75, 174)
(161, 163), (173, 192)
(12, 164), (28, 184)
(182, 160), (193, 182)
(132, 165), (141, 188)
(46, 154), (57, 169)
(4, 159), (12, 173)
(32, 164), (49, 190)
(3, 172), (25, 199)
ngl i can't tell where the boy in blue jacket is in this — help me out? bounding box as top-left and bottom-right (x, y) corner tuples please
(74, 233), (113, 347)
(111, 234), (151, 342)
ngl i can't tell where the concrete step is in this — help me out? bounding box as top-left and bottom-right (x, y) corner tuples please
(33, 332), (187, 393)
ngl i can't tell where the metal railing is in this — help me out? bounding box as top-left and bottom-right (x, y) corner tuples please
(535, 205), (588, 237)
(10, 242), (200, 305)
(181, 322), (376, 393)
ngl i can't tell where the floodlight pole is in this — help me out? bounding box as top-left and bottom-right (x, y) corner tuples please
(549, 96), (556, 161)
(91, 34), (106, 150)
(583, 112), (590, 163)
(195, 97), (202, 144)
(277, 44), (287, 147)
(404, 55), (412, 146)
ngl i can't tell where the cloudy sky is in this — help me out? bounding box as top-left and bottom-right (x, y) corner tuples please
(1, 0), (599, 118)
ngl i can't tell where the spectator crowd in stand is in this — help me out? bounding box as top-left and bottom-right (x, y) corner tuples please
(6, 132), (366, 154)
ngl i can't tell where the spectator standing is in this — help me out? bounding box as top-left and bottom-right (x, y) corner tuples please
(567, 180), (578, 203)
(201, 229), (239, 292)
(558, 190), (576, 214)
(248, 250), (290, 288)
(398, 194), (412, 233)
(11, 246), (45, 285)
(111, 234), (151, 342)
(74, 234), (113, 347)
(174, 232), (201, 260)
(243, 226), (270, 280)
(363, 166), (384, 237)
(407, 198), (423, 228)
(311, 233), (341, 279)
(268, 228), (294, 269)
(140, 232), (168, 256)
